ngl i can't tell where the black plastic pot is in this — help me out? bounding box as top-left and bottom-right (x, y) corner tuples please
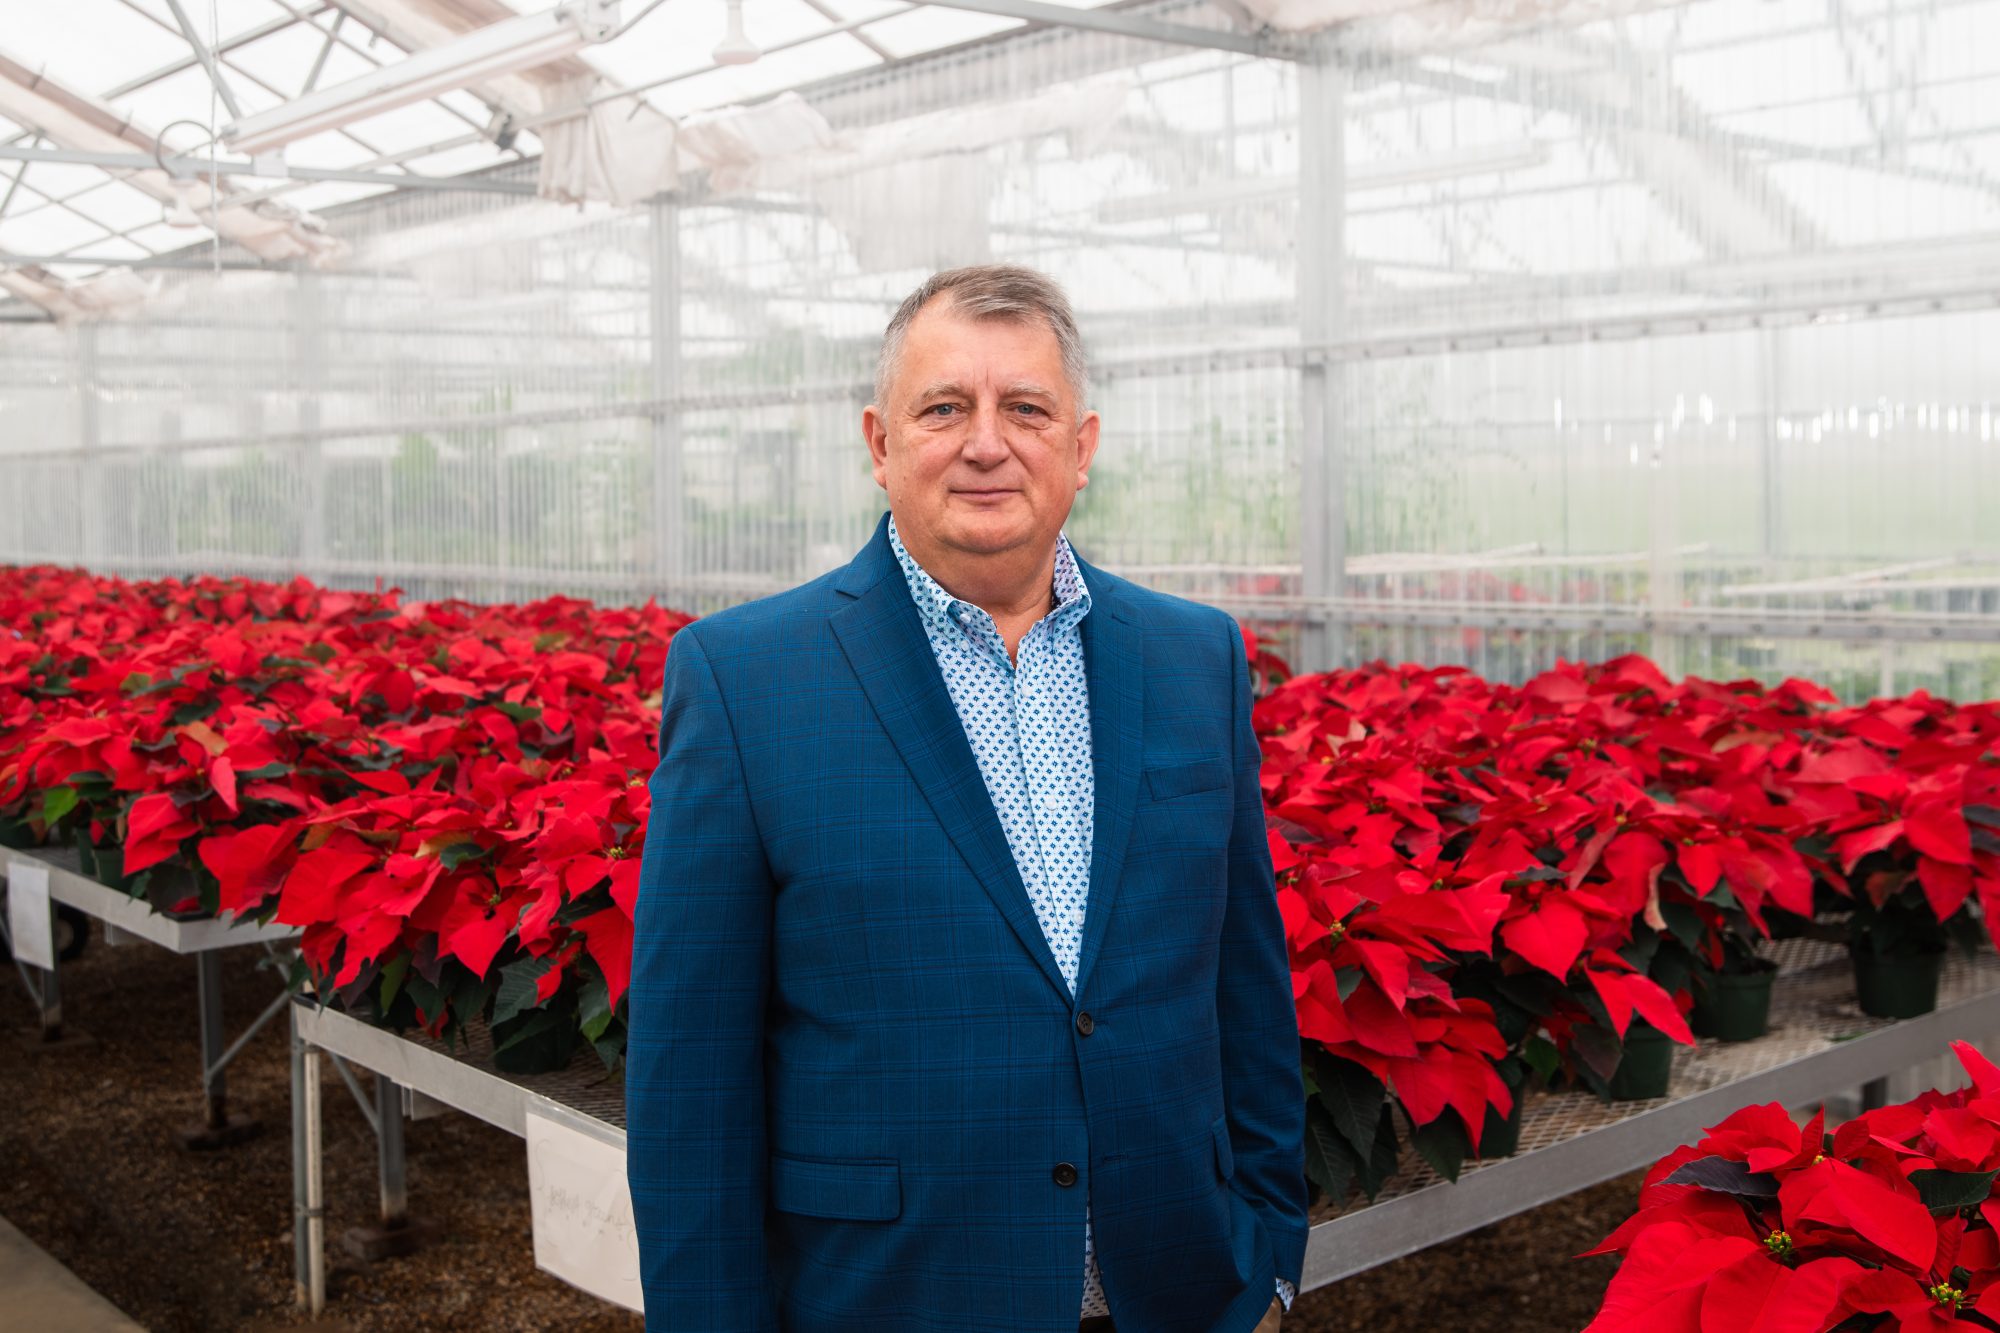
(88, 842), (140, 894)
(1478, 1081), (1529, 1159)
(1607, 1024), (1675, 1101)
(1691, 962), (1777, 1042)
(1763, 909), (1811, 941)
(1851, 945), (1944, 1020)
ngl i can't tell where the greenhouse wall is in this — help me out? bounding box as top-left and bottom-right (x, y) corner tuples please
(1, 0), (1996, 698)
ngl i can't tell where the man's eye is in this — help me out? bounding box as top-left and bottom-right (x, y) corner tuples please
(925, 404), (958, 417)
(1012, 404), (1046, 417)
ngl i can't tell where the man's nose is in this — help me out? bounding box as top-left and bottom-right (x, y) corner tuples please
(960, 402), (1010, 464)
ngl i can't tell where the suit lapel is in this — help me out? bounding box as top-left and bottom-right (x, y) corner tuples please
(830, 517), (1072, 1003)
(1073, 560), (1142, 1000)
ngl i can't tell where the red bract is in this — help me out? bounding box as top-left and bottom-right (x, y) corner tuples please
(0, 564), (691, 1068)
(1584, 1042), (2000, 1332)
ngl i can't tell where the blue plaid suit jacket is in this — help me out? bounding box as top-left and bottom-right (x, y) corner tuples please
(626, 512), (1308, 1332)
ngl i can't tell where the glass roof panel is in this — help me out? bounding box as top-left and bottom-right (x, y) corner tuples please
(0, 203), (112, 257)
(306, 27), (399, 90)
(581, 0), (772, 89)
(811, 0), (908, 23)
(0, 0), (192, 93)
(268, 127), (382, 170)
(117, 65), (251, 145)
(859, 6), (1025, 59)
(398, 140), (521, 178)
(274, 178), (397, 213)
(190, 0), (297, 43)
(122, 219), (219, 254)
(61, 180), (173, 233)
(86, 235), (156, 261)
(5, 160), (111, 198)
(342, 98), (493, 155)
(224, 16), (353, 94)
(643, 32), (884, 117)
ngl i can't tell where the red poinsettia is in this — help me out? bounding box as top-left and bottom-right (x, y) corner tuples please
(1584, 1041), (2000, 1332)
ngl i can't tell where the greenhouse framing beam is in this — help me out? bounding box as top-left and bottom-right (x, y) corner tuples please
(161, 0), (248, 120)
(13, 279), (1997, 460)
(908, 0), (1308, 59)
(0, 250), (274, 271)
(102, 4), (332, 100)
(0, 144), (536, 195)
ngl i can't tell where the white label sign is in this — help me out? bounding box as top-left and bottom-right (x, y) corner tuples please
(524, 1099), (643, 1313)
(7, 861), (54, 971)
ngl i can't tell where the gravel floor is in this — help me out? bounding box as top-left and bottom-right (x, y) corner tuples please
(0, 931), (1624, 1332)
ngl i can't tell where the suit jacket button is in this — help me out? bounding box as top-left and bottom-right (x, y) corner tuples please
(1053, 1162), (1078, 1188)
(1075, 1011), (1094, 1036)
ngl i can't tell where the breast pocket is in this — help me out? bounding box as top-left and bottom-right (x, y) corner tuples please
(1143, 758), (1229, 803)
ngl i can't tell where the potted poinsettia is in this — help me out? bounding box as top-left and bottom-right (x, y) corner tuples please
(1582, 1040), (2000, 1332)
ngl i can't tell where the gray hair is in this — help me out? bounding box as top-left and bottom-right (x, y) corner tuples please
(873, 265), (1090, 420)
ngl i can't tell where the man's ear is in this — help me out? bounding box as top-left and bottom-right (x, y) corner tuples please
(863, 404), (891, 491)
(1074, 410), (1101, 491)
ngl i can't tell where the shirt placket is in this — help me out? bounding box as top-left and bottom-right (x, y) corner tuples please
(1014, 625), (1081, 991)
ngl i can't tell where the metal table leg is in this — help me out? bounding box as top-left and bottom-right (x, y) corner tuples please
(180, 951), (260, 1148)
(342, 1072), (425, 1260)
(37, 956), (62, 1042)
(302, 1040), (327, 1315)
(378, 1073), (409, 1229)
(291, 1009), (312, 1309)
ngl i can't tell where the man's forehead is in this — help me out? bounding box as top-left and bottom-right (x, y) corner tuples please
(905, 300), (1061, 352)
(910, 376), (1060, 401)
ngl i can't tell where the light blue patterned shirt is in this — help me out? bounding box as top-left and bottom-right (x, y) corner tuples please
(888, 518), (1293, 1320)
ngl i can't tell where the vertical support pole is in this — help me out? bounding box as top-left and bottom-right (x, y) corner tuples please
(296, 272), (327, 576)
(37, 952), (63, 1042)
(649, 196), (686, 598)
(376, 1073), (409, 1231)
(1758, 328), (1785, 565)
(183, 950), (257, 1148)
(75, 325), (102, 566)
(303, 1043), (326, 1314)
(1861, 1076), (1891, 1111)
(1297, 51), (1348, 672)
(197, 950), (228, 1129)
(1648, 429), (1682, 681)
(290, 1007), (311, 1307)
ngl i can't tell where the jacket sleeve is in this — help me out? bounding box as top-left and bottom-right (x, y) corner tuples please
(626, 626), (780, 1332)
(1212, 610), (1310, 1291)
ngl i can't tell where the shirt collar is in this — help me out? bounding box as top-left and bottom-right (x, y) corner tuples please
(887, 514), (1092, 642)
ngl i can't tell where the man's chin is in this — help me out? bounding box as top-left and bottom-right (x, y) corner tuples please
(938, 521), (1038, 557)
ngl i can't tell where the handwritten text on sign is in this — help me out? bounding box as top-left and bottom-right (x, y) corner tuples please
(524, 1099), (642, 1312)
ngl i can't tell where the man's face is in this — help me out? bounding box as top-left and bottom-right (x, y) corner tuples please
(864, 301), (1099, 566)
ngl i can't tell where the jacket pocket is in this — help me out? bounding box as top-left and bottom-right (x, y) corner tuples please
(1211, 1116), (1235, 1183)
(769, 1154), (902, 1221)
(1144, 759), (1229, 803)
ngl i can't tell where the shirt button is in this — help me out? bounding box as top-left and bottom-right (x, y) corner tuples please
(1075, 1011), (1094, 1036)
(1053, 1162), (1079, 1187)
(1039, 793), (1060, 811)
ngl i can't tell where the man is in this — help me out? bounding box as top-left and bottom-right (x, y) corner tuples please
(627, 265), (1307, 1332)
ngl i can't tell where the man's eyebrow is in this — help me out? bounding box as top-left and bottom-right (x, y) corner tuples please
(1001, 381), (1058, 400)
(911, 380), (970, 403)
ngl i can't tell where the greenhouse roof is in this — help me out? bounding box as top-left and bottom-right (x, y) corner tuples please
(0, 0), (1311, 290)
(5, 0), (2000, 322)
